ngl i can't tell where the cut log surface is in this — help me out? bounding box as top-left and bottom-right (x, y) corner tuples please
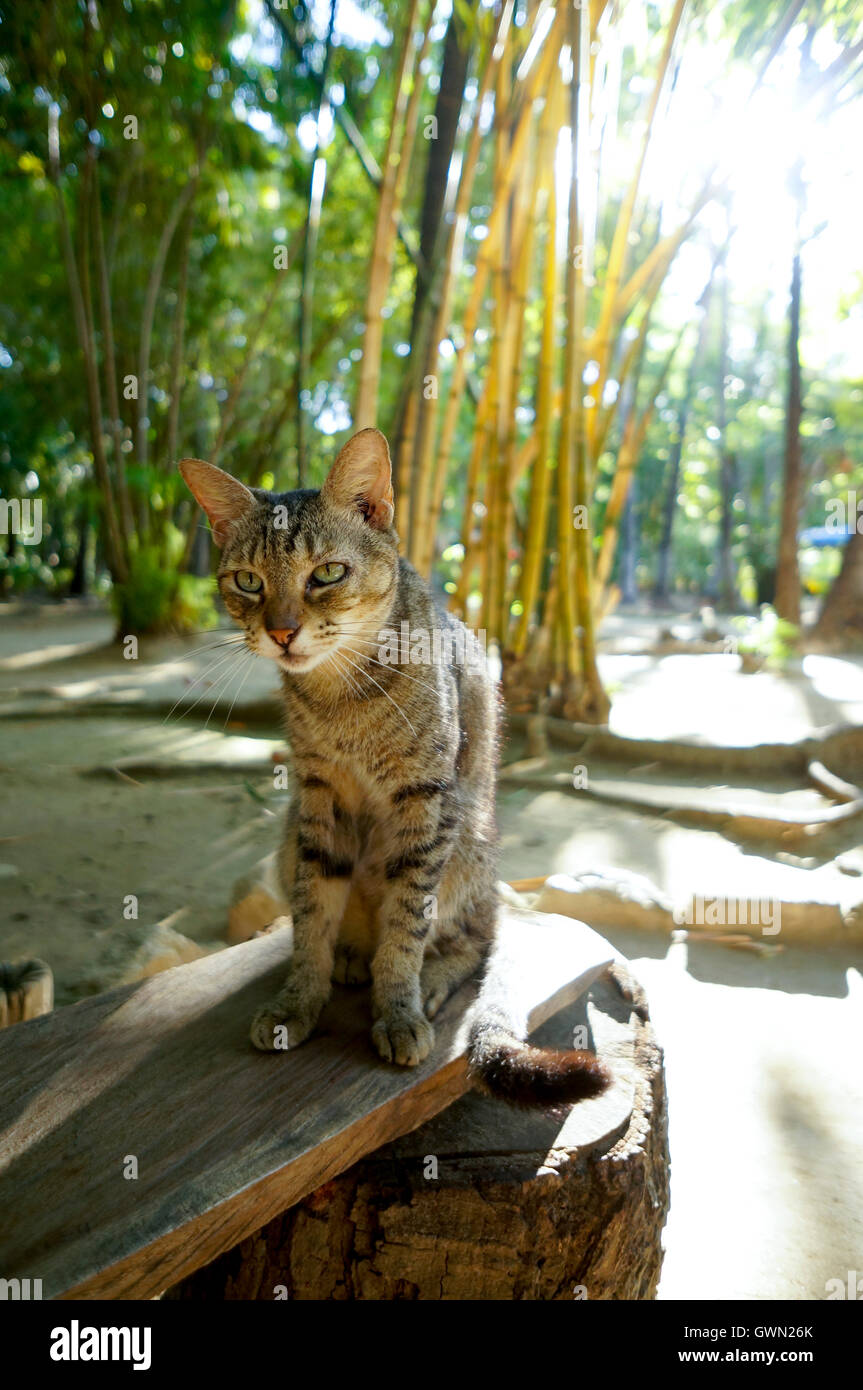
(168, 962), (668, 1301)
(0, 908), (614, 1300)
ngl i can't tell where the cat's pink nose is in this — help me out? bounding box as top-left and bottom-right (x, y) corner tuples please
(268, 627), (297, 648)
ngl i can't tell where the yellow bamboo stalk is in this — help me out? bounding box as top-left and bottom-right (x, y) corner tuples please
(434, 4), (565, 501)
(568, 0), (608, 718)
(392, 11), (435, 225)
(354, 0), (424, 430)
(593, 254), (668, 461)
(496, 109), (548, 639)
(484, 42), (512, 643)
(555, 16), (589, 680)
(395, 386), (420, 549)
(512, 76), (562, 655)
(586, 0), (686, 463)
(510, 180), (708, 485)
(453, 386), (491, 614)
(613, 190), (710, 322)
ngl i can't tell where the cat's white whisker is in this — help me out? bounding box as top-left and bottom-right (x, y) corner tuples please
(203, 650), (256, 731)
(339, 643), (439, 695)
(338, 650), (418, 737)
(221, 652), (257, 730)
(189, 636), (247, 656)
(330, 652), (363, 699)
(162, 645), (247, 724)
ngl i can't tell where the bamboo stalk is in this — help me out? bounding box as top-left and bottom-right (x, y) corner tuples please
(555, 21), (587, 680)
(434, 3), (565, 509)
(48, 109), (126, 584)
(136, 175), (199, 477)
(92, 162), (133, 548)
(165, 204), (194, 472)
(513, 77), (562, 656)
(453, 386), (491, 616)
(595, 325), (684, 601)
(484, 35), (513, 644)
(586, 0), (686, 464)
(354, 0), (424, 429)
(295, 0), (338, 486)
(568, 0), (608, 719)
(414, 1), (516, 577)
(497, 79), (553, 638)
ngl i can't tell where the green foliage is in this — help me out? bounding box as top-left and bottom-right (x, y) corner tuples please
(733, 606), (799, 667)
(0, 545), (56, 594)
(111, 526), (217, 634)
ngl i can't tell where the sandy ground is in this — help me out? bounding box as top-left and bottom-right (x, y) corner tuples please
(1, 598), (861, 1300)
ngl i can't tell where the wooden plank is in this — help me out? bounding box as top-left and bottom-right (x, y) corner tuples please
(0, 908), (614, 1300)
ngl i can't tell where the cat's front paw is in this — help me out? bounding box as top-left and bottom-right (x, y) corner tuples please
(371, 1009), (435, 1067)
(250, 1000), (318, 1052)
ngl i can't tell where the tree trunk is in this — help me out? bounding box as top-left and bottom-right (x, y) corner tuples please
(68, 499), (90, 596)
(809, 531), (863, 650)
(716, 242), (738, 610)
(774, 164), (805, 626)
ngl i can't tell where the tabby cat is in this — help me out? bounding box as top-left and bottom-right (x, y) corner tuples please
(180, 428), (609, 1106)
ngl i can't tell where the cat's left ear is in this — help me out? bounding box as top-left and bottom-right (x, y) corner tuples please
(321, 428), (394, 530)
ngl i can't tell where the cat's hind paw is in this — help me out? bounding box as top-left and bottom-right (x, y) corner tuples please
(332, 943), (371, 986)
(371, 1009), (435, 1067)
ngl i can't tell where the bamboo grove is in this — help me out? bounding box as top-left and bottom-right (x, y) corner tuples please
(351, 0), (707, 722)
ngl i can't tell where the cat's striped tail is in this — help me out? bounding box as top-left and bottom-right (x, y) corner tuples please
(467, 1005), (611, 1109)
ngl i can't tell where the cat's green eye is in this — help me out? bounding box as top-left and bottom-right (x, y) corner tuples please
(311, 562), (346, 586)
(235, 570), (263, 594)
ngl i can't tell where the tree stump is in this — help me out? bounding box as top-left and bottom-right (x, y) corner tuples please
(167, 962), (668, 1301)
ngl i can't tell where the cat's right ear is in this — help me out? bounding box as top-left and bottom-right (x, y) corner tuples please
(178, 459), (256, 547)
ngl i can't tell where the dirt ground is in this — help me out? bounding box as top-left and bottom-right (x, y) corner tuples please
(1, 596), (862, 1300)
